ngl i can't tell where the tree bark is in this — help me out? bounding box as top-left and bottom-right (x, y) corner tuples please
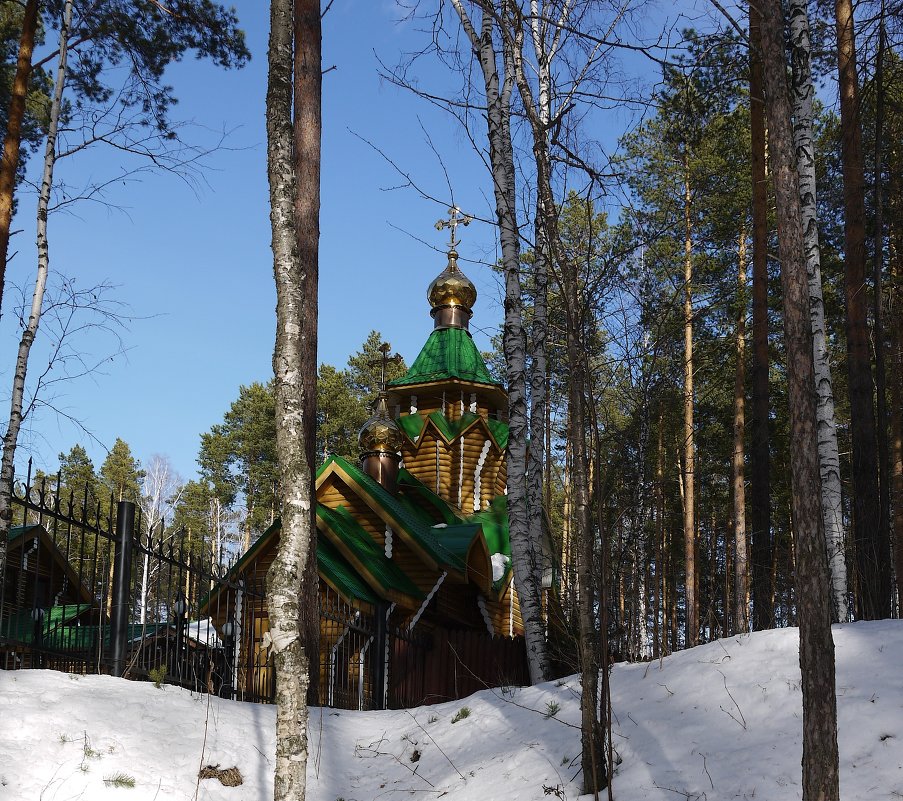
(749, 3), (773, 631)
(759, 0), (840, 794)
(450, 0), (548, 684)
(266, 0), (319, 796)
(871, 9), (891, 617)
(835, 0), (891, 620)
(733, 228), (749, 633)
(890, 239), (903, 613)
(0, 0), (39, 315)
(788, 0), (849, 622)
(682, 151), (697, 647)
(293, 0), (321, 706)
(0, 0), (72, 579)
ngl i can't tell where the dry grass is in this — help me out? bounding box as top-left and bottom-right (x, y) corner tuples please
(198, 764), (243, 787)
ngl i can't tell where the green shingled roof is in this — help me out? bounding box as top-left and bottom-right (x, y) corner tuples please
(328, 456), (467, 573)
(7, 523), (42, 542)
(397, 469), (459, 525)
(467, 495), (512, 590)
(317, 536), (379, 605)
(317, 504), (424, 600)
(389, 327), (497, 388)
(2, 603), (94, 644)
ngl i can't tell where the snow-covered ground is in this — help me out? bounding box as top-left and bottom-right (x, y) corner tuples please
(1, 620), (900, 800)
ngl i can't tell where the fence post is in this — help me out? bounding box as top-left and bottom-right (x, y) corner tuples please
(109, 500), (135, 676)
(372, 601), (388, 710)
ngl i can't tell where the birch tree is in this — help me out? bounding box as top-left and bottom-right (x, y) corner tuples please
(265, 0), (320, 796)
(787, 0), (849, 622)
(0, 0), (73, 580)
(449, 0), (548, 684)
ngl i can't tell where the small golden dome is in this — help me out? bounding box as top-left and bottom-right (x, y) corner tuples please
(358, 393), (404, 454)
(427, 249), (477, 312)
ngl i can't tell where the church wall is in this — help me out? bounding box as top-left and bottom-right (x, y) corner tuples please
(388, 537), (442, 600)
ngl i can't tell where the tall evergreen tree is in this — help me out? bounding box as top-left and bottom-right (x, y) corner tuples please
(99, 438), (143, 503)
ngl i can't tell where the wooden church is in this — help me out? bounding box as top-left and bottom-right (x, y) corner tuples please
(205, 215), (529, 708)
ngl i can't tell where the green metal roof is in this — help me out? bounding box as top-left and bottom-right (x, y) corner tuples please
(397, 469), (460, 525)
(2, 603), (94, 644)
(328, 456), (466, 573)
(396, 410), (509, 452)
(467, 495), (512, 590)
(7, 523), (43, 543)
(317, 504), (424, 599)
(317, 536), (379, 605)
(433, 522), (482, 565)
(469, 495), (510, 557)
(487, 417), (510, 450)
(389, 327), (498, 388)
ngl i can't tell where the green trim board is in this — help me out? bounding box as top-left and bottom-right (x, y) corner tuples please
(389, 327), (498, 388)
(396, 410), (509, 452)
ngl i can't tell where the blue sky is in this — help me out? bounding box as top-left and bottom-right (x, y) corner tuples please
(2, 0), (707, 486)
(3, 0), (523, 484)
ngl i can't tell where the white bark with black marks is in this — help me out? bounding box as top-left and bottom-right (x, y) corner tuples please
(0, 0), (73, 576)
(450, 0), (548, 685)
(788, 0), (849, 623)
(266, 0), (320, 796)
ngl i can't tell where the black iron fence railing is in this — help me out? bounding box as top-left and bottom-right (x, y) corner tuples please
(2, 464), (527, 708)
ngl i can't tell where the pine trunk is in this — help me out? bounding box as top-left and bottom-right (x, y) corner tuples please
(0, 0), (73, 577)
(872, 14), (891, 613)
(835, 0), (891, 620)
(733, 229), (749, 633)
(293, 0), (321, 705)
(682, 155), (697, 647)
(0, 0), (39, 313)
(788, 0), (849, 622)
(890, 242), (903, 613)
(759, 0), (840, 794)
(265, 0), (319, 796)
(749, 3), (773, 631)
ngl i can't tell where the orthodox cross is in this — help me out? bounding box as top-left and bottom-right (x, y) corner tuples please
(369, 342), (403, 395)
(434, 206), (473, 250)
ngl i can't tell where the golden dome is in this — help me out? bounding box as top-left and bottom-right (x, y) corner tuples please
(427, 250), (477, 312)
(358, 393), (404, 454)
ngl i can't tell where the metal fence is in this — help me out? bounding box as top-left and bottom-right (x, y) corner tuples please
(1, 464), (528, 708)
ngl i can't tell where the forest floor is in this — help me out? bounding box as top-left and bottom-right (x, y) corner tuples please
(1, 619), (900, 800)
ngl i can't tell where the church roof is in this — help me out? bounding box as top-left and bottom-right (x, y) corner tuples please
(396, 410), (509, 451)
(389, 327), (498, 388)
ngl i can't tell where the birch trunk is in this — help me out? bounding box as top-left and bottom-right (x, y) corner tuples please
(748, 4), (773, 631)
(266, 0), (319, 796)
(759, 0), (840, 792)
(0, 0), (39, 313)
(835, 0), (890, 620)
(732, 229), (749, 633)
(525, 2), (551, 593)
(503, 11), (605, 786)
(788, 0), (849, 622)
(450, 0), (548, 684)
(0, 0), (73, 578)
